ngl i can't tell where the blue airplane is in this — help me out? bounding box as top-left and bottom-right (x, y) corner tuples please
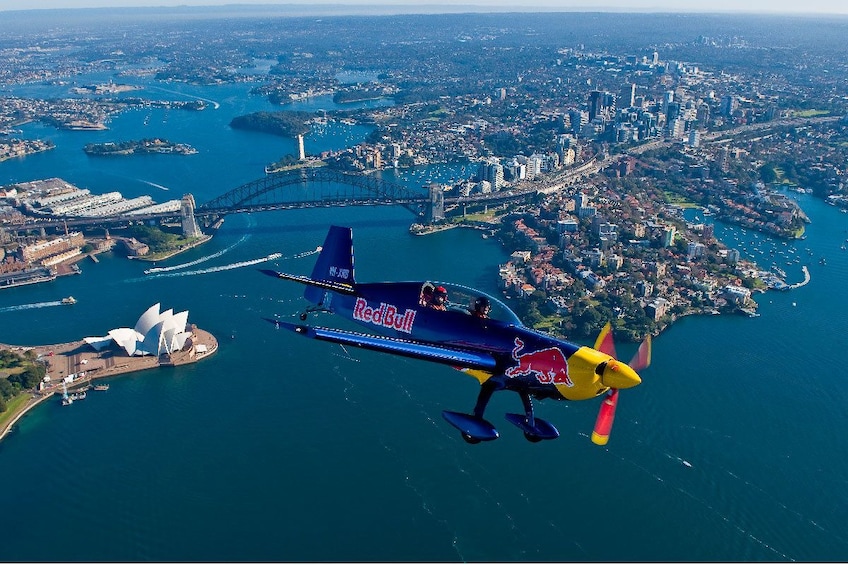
(261, 225), (651, 444)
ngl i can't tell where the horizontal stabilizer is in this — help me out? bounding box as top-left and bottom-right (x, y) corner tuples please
(259, 269), (356, 295)
(267, 319), (497, 372)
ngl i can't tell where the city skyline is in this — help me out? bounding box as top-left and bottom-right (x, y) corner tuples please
(1, 0), (847, 15)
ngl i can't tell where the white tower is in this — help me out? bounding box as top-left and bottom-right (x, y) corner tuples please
(297, 134), (305, 161)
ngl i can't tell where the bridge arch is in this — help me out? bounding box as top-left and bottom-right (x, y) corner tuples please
(196, 166), (431, 218)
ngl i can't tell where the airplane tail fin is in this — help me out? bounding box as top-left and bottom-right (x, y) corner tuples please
(305, 225), (355, 304)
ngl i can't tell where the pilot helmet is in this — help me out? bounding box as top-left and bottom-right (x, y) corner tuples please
(474, 296), (490, 311)
(434, 286), (448, 298)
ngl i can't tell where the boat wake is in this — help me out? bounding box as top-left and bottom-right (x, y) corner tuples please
(145, 232), (250, 274)
(138, 179), (170, 191)
(145, 85), (221, 109)
(0, 300), (63, 313)
(292, 246), (322, 259)
(133, 252), (282, 282)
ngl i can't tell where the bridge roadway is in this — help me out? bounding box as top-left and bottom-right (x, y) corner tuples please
(8, 165), (554, 232)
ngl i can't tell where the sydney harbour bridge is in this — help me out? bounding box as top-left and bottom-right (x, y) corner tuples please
(9, 166), (545, 236)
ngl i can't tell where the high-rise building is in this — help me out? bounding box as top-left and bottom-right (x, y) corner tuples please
(721, 95), (738, 117)
(477, 159), (504, 189)
(689, 130), (701, 148)
(570, 109), (589, 134)
(662, 225), (676, 248)
(720, 145), (730, 172)
(588, 90), (604, 121)
(574, 192), (588, 214)
(666, 101), (681, 122)
(696, 101), (710, 125)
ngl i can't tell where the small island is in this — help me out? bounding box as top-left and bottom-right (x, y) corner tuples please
(83, 138), (197, 156)
(70, 82), (141, 95)
(229, 111), (312, 138)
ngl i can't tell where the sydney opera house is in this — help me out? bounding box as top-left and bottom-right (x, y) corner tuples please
(84, 303), (192, 357)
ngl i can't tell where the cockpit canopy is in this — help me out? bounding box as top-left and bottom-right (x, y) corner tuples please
(423, 281), (522, 325)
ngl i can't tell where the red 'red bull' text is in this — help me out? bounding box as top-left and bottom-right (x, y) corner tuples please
(353, 298), (416, 334)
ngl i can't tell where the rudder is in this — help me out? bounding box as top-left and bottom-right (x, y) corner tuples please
(305, 225), (355, 304)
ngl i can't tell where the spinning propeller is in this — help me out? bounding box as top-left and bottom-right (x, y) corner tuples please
(591, 322), (652, 446)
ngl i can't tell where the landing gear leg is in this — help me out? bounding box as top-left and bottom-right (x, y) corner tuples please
(473, 381), (497, 419)
(520, 391), (536, 429)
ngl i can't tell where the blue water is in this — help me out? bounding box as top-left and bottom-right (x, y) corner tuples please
(1, 79), (847, 562)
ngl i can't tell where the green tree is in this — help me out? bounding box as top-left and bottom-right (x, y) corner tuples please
(0, 377), (14, 400)
(759, 163), (777, 184)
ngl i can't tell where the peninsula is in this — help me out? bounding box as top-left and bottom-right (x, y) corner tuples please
(0, 326), (218, 444)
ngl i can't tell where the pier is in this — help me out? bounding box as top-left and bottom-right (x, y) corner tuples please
(789, 266), (811, 289)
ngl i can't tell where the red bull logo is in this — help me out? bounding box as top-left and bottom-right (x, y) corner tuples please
(353, 297), (416, 334)
(505, 338), (573, 386)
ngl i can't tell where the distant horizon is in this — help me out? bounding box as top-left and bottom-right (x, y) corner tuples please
(1, 1), (847, 16)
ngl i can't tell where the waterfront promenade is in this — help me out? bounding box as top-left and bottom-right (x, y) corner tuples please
(0, 327), (218, 443)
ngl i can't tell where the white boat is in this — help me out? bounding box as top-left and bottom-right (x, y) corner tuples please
(61, 296), (77, 305)
(61, 381), (73, 406)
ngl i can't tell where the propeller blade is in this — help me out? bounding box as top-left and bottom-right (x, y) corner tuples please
(628, 334), (652, 372)
(591, 388), (619, 446)
(594, 321), (617, 359)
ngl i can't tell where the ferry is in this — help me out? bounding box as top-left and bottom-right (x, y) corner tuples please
(61, 296), (77, 305)
(93, 384), (110, 391)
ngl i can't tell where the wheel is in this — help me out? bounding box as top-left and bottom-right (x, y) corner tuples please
(462, 433), (481, 444)
(299, 312), (308, 321)
(524, 431), (543, 443)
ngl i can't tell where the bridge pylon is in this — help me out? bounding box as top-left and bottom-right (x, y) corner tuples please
(180, 194), (203, 238)
(426, 184), (445, 223)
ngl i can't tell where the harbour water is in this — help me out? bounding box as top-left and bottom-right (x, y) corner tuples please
(1, 78), (847, 561)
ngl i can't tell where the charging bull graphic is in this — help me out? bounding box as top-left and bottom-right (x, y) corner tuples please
(505, 338), (574, 387)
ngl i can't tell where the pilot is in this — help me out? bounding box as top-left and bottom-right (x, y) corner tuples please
(430, 286), (448, 311)
(419, 282), (435, 307)
(472, 296), (491, 319)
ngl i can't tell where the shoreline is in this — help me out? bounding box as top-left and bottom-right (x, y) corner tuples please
(0, 326), (218, 444)
(129, 233), (214, 263)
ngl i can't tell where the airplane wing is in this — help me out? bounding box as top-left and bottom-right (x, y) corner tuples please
(259, 269), (356, 295)
(265, 319), (498, 371)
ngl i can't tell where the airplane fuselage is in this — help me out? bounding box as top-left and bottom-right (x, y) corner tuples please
(324, 282), (614, 402)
